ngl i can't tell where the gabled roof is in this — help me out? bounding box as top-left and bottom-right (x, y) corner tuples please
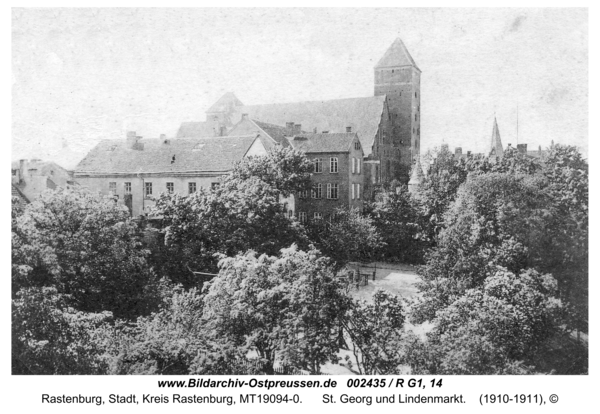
(226, 117), (290, 150)
(206, 92), (244, 114)
(233, 96), (386, 157)
(74, 135), (260, 175)
(490, 117), (504, 157)
(286, 132), (359, 154)
(375, 38), (420, 71)
(177, 121), (221, 138)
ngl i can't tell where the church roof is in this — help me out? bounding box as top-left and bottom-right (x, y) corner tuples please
(375, 38), (420, 71)
(74, 135), (259, 175)
(232, 95), (386, 157)
(490, 117), (504, 157)
(286, 132), (359, 154)
(206, 92), (244, 114)
(177, 121), (221, 138)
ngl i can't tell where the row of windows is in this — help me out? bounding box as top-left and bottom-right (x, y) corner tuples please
(298, 183), (339, 199)
(313, 158), (338, 174)
(109, 181), (218, 197)
(297, 211), (327, 224)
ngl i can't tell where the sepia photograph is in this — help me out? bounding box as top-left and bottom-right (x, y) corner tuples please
(11, 7), (588, 381)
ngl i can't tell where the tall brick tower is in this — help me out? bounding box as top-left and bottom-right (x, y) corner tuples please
(374, 38), (421, 182)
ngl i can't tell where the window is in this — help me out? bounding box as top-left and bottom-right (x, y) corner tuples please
(166, 182), (174, 194)
(211, 182), (220, 190)
(354, 142), (361, 150)
(109, 182), (117, 194)
(351, 183), (355, 200)
(314, 158), (323, 173)
(415, 92), (417, 98)
(415, 114), (417, 121)
(124, 182), (132, 194)
(327, 183), (339, 199)
(330, 157), (338, 173)
(352, 157), (356, 174)
(357, 159), (361, 174)
(288, 210), (293, 218)
(188, 182), (197, 194)
(145, 182), (152, 197)
(357, 183), (361, 200)
(417, 128), (420, 136)
(299, 189), (308, 199)
(299, 212), (307, 224)
(314, 212), (323, 220)
(312, 183), (322, 199)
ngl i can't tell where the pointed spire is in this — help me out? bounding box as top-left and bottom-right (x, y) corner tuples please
(375, 38), (420, 71)
(490, 117), (504, 157)
(408, 158), (424, 192)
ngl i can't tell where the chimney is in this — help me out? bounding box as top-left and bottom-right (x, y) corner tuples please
(322, 130), (329, 134)
(294, 124), (301, 134)
(455, 147), (462, 155)
(241, 113), (249, 120)
(219, 126), (227, 136)
(286, 122), (294, 131)
(346, 126), (352, 133)
(517, 143), (527, 154)
(313, 127), (317, 134)
(161, 134), (170, 145)
(467, 151), (472, 157)
(126, 131), (140, 148)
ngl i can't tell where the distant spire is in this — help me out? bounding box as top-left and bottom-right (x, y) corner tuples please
(375, 38), (420, 71)
(408, 158), (424, 193)
(490, 117), (504, 157)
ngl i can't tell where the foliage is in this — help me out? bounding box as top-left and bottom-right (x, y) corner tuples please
(225, 145), (313, 197)
(12, 187), (159, 319)
(12, 287), (112, 374)
(412, 173), (556, 323)
(100, 285), (206, 375)
(309, 207), (384, 267)
(342, 290), (412, 374)
(409, 268), (564, 375)
(368, 185), (428, 264)
(152, 177), (307, 285)
(202, 245), (351, 374)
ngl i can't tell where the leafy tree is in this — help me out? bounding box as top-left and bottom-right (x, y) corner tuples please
(409, 268), (565, 374)
(153, 177), (307, 286)
(342, 290), (412, 374)
(412, 173), (556, 323)
(202, 245), (351, 374)
(225, 145), (313, 197)
(12, 187), (159, 319)
(368, 185), (427, 264)
(307, 207), (384, 267)
(101, 285), (206, 375)
(12, 287), (111, 374)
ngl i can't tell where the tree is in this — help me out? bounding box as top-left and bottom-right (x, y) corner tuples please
(368, 185), (427, 264)
(342, 290), (412, 374)
(409, 268), (565, 374)
(101, 285), (207, 375)
(225, 145), (313, 197)
(308, 207), (384, 267)
(12, 187), (159, 319)
(12, 287), (111, 374)
(153, 177), (308, 286)
(412, 173), (556, 323)
(202, 245), (351, 374)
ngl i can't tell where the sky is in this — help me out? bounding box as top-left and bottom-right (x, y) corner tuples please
(12, 8), (588, 169)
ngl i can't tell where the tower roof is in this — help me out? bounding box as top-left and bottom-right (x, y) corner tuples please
(206, 92), (244, 114)
(408, 158), (424, 186)
(375, 38), (420, 71)
(490, 117), (504, 157)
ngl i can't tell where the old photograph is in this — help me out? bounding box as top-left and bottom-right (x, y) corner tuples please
(11, 8), (588, 376)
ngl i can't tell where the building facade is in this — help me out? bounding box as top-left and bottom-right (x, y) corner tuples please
(74, 132), (268, 217)
(287, 132), (365, 224)
(177, 38), (421, 199)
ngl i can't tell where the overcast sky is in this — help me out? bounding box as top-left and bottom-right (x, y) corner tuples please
(12, 8), (588, 169)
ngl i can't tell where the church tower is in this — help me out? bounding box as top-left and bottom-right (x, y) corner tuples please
(489, 117), (504, 157)
(374, 38), (421, 182)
